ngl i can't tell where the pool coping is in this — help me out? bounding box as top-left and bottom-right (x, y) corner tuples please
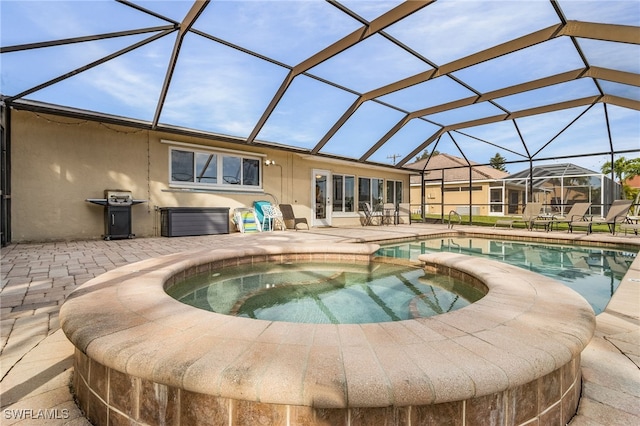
(60, 241), (596, 409)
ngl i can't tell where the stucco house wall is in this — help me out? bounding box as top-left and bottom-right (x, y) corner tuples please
(406, 154), (510, 218)
(409, 182), (494, 216)
(9, 110), (410, 242)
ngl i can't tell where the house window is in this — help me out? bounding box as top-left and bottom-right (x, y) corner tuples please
(444, 186), (481, 192)
(358, 177), (384, 210)
(170, 148), (261, 188)
(490, 187), (504, 213)
(386, 180), (403, 204)
(333, 174), (355, 213)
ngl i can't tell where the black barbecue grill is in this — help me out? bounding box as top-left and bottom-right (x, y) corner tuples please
(86, 190), (146, 240)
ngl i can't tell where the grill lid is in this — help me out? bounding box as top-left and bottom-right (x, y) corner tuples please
(105, 190), (133, 205)
(86, 190), (146, 207)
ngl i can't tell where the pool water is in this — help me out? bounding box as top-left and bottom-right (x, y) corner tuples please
(167, 262), (485, 324)
(376, 237), (637, 314)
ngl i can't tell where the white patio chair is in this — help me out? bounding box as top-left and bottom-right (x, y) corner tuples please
(261, 204), (285, 231)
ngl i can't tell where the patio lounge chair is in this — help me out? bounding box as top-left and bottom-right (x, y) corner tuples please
(532, 202), (591, 232)
(620, 220), (640, 236)
(496, 202), (542, 230)
(621, 193), (640, 235)
(253, 200), (271, 228)
(278, 204), (309, 230)
(569, 199), (633, 235)
(233, 208), (262, 233)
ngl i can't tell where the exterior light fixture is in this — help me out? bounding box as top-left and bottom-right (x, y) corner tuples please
(264, 160), (276, 166)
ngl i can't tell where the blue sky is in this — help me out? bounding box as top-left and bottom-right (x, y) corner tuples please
(1, 0), (638, 174)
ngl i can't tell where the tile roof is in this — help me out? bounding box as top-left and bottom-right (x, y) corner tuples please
(406, 154), (509, 184)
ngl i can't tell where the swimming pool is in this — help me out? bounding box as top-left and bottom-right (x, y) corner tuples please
(377, 237), (637, 314)
(167, 261), (485, 323)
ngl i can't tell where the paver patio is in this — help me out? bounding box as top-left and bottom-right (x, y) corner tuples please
(1, 224), (638, 425)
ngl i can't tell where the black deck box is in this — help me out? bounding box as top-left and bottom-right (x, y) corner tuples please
(160, 207), (230, 237)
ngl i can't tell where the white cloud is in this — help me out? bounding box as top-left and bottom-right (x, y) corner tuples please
(385, 1), (559, 65)
(2, 0), (637, 167)
(558, 0), (640, 26)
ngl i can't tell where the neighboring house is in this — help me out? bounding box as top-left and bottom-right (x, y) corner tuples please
(407, 156), (620, 218)
(406, 154), (509, 217)
(625, 175), (640, 189)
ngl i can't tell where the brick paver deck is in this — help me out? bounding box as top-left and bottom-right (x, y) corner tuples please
(1, 224), (638, 425)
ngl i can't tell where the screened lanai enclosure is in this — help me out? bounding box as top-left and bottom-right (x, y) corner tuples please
(1, 0), (639, 239)
(408, 159), (620, 220)
(501, 164), (619, 217)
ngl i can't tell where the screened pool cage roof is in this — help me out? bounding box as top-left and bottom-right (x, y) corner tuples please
(508, 163), (604, 180)
(505, 163), (612, 189)
(1, 0), (639, 172)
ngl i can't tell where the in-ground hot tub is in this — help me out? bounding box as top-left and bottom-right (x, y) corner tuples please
(60, 243), (595, 425)
(166, 259), (484, 324)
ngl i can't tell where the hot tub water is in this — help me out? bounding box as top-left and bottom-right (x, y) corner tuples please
(167, 261), (485, 324)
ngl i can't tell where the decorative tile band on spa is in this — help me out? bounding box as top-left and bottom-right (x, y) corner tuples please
(72, 349), (582, 426)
